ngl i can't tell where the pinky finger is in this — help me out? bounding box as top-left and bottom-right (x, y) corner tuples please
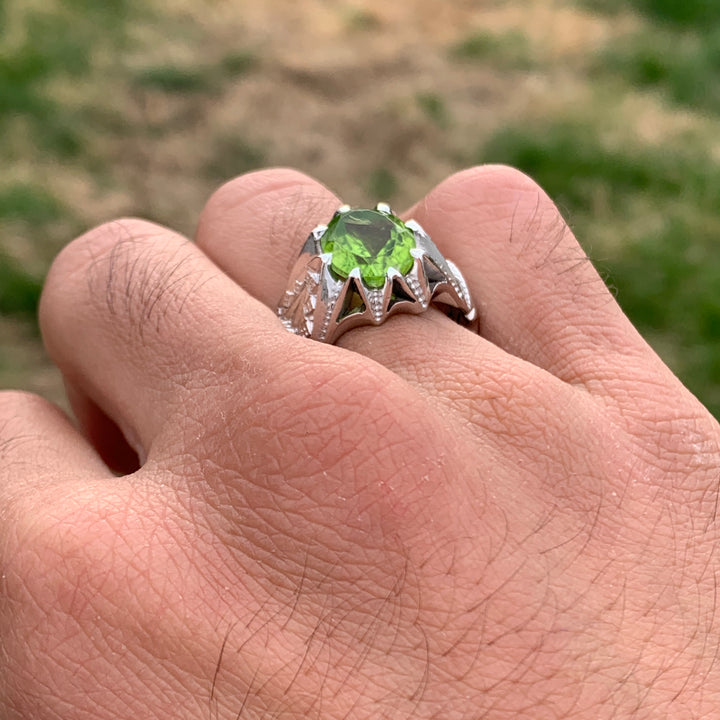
(0, 391), (113, 493)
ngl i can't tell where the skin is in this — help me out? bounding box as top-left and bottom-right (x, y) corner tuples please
(1, 166), (719, 719)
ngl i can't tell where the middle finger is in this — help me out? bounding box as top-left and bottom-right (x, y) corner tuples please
(195, 169), (585, 436)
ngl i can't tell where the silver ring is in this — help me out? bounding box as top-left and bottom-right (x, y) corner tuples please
(278, 203), (476, 344)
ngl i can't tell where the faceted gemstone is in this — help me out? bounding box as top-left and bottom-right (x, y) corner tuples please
(321, 209), (416, 288)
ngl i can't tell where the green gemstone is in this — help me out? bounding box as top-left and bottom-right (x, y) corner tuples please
(321, 209), (416, 288)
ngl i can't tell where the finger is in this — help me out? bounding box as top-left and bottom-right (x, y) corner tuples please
(196, 170), (484, 380)
(0, 391), (110, 491)
(193, 169), (536, 381)
(193, 170), (609, 536)
(39, 218), (286, 461)
(196, 169), (481, 368)
(194, 169), (590, 445)
(405, 165), (657, 386)
(196, 168), (342, 307)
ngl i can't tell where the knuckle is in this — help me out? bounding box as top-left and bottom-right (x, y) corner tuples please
(199, 342), (416, 486)
(480, 163), (548, 195)
(429, 164), (573, 260)
(44, 217), (166, 290)
(40, 218), (166, 330)
(435, 165), (602, 308)
(196, 168), (337, 262)
(201, 167), (320, 222)
(435, 163), (552, 210)
(0, 392), (56, 469)
(480, 164), (568, 242)
(40, 218), (207, 342)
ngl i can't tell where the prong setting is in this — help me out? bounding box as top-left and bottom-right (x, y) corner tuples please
(278, 205), (476, 343)
(312, 225), (328, 241)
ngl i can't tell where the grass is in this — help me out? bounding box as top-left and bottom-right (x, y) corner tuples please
(449, 29), (534, 69)
(221, 51), (258, 77)
(0, 183), (67, 320)
(0, 183), (65, 225)
(205, 135), (267, 182)
(134, 49), (258, 94)
(482, 122), (720, 214)
(596, 27), (720, 114)
(368, 167), (398, 201)
(416, 92), (449, 128)
(581, 0), (720, 28)
(345, 7), (381, 31)
(133, 64), (218, 93)
(586, 0), (720, 115)
(481, 120), (720, 417)
(0, 1), (126, 325)
(0, 255), (42, 319)
(625, 0), (719, 28)
(612, 216), (720, 414)
(0, 2), (135, 157)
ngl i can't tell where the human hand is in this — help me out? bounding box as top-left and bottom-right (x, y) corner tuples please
(2, 167), (719, 718)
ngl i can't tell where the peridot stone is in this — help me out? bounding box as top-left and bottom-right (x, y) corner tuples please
(321, 209), (416, 288)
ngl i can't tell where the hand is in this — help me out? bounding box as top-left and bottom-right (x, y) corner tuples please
(2, 167), (719, 719)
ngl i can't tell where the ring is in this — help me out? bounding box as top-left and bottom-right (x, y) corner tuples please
(278, 203), (476, 344)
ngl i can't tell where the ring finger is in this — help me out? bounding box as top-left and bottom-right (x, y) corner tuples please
(194, 169), (587, 443)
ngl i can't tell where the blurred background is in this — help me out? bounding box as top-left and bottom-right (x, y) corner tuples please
(1, 0), (719, 416)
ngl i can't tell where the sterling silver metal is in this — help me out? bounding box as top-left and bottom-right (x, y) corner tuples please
(278, 203), (477, 344)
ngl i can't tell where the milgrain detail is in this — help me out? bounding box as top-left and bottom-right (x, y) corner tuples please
(405, 274), (427, 308)
(366, 289), (385, 323)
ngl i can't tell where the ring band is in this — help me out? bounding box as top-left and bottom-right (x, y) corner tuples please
(278, 203), (476, 344)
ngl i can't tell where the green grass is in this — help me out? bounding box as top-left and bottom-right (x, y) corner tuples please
(0, 184), (68, 320)
(59, 0), (135, 26)
(205, 135), (266, 181)
(481, 120), (720, 417)
(0, 183), (65, 225)
(135, 49), (258, 94)
(345, 8), (381, 31)
(221, 51), (258, 77)
(133, 64), (217, 93)
(368, 167), (398, 201)
(449, 29), (534, 69)
(597, 27), (720, 114)
(0, 12), (84, 123)
(626, 0), (719, 28)
(587, 0), (720, 115)
(0, 1), (138, 167)
(611, 217), (720, 413)
(581, 0), (720, 28)
(482, 122), (720, 214)
(0, 255), (42, 319)
(416, 92), (449, 128)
